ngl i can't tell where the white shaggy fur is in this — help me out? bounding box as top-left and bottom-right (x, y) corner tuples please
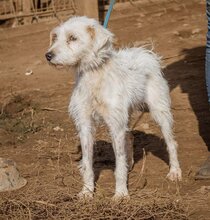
(46, 16), (182, 199)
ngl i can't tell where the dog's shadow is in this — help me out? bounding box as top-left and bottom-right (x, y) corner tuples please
(93, 130), (168, 183)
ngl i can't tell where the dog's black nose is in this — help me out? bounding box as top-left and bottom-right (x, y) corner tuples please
(45, 52), (54, 61)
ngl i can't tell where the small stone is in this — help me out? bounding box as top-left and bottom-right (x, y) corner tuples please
(137, 22), (143, 28)
(173, 31), (180, 36)
(192, 28), (201, 35)
(53, 126), (64, 132)
(0, 158), (27, 192)
(153, 12), (164, 17)
(25, 69), (33, 76)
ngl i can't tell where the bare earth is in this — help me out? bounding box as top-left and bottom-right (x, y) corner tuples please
(0, 0), (210, 219)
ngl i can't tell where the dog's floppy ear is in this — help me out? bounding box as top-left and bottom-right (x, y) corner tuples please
(49, 26), (60, 46)
(86, 25), (96, 40)
(49, 31), (57, 46)
(92, 24), (114, 53)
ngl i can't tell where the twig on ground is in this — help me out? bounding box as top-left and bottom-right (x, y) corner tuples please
(41, 107), (67, 113)
(131, 112), (145, 130)
(35, 200), (56, 207)
(130, 148), (146, 187)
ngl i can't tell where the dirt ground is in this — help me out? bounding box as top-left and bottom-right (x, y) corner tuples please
(0, 0), (210, 219)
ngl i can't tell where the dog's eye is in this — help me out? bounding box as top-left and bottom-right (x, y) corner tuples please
(67, 35), (77, 43)
(51, 34), (57, 43)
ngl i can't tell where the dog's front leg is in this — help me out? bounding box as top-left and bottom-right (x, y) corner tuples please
(69, 93), (95, 198)
(78, 124), (94, 198)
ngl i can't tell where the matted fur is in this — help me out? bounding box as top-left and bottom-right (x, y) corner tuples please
(46, 16), (182, 199)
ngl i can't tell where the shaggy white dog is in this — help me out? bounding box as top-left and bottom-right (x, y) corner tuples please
(46, 16), (182, 199)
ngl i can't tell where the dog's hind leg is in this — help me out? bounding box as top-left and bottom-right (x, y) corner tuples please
(105, 113), (130, 199)
(145, 76), (182, 181)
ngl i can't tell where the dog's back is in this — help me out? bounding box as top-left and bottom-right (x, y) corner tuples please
(110, 47), (168, 108)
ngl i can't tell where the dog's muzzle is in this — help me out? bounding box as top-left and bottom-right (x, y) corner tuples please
(45, 52), (54, 62)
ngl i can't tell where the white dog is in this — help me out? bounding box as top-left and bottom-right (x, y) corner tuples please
(46, 16), (182, 199)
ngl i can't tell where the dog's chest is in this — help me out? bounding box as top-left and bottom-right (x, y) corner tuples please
(87, 76), (108, 117)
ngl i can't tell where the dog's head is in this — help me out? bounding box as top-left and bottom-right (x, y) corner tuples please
(45, 16), (114, 69)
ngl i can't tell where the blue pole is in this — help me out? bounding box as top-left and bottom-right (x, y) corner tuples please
(103, 0), (116, 28)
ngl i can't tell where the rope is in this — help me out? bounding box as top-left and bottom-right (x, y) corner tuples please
(103, 0), (116, 28)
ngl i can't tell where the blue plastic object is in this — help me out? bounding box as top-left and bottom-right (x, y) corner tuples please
(103, 0), (116, 28)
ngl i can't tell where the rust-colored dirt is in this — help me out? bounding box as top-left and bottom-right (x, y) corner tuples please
(0, 0), (210, 219)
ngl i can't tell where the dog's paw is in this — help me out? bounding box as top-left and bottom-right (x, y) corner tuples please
(78, 190), (93, 200)
(112, 191), (130, 202)
(167, 167), (182, 181)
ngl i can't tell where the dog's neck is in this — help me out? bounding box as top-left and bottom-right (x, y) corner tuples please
(78, 47), (114, 73)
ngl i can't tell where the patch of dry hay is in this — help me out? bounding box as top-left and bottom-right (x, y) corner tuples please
(0, 92), (190, 220)
(0, 188), (189, 220)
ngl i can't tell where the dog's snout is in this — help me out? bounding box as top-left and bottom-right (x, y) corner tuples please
(45, 52), (54, 61)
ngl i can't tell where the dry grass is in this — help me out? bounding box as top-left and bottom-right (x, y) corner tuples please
(0, 188), (189, 220)
(0, 92), (202, 220)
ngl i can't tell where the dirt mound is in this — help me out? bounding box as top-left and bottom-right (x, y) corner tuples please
(0, 94), (41, 146)
(1, 94), (34, 118)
